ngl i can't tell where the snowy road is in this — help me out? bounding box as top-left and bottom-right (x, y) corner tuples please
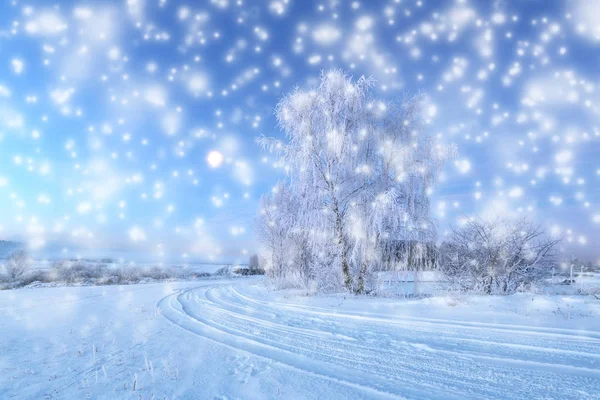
(1, 280), (599, 399)
(159, 284), (600, 399)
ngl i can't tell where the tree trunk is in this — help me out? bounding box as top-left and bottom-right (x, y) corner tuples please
(340, 231), (352, 291)
(356, 262), (367, 294)
(485, 276), (493, 295)
(334, 204), (352, 291)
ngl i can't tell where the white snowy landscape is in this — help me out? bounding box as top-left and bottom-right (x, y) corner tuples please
(1, 277), (600, 399)
(2, 0), (600, 399)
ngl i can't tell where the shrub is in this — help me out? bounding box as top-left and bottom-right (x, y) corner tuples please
(438, 217), (560, 295)
(2, 250), (31, 282)
(0, 258), (219, 290)
(51, 261), (108, 283)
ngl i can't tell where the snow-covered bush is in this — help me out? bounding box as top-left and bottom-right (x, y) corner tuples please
(52, 261), (109, 283)
(0, 260), (213, 289)
(1, 250), (31, 282)
(257, 70), (455, 293)
(214, 265), (253, 278)
(438, 217), (561, 295)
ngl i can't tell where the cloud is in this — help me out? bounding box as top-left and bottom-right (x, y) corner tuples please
(127, 0), (146, 21)
(508, 187), (524, 198)
(233, 160), (253, 186)
(11, 59), (24, 75)
(128, 226), (147, 242)
(355, 16), (374, 31)
(571, 0), (600, 42)
(312, 24), (342, 46)
(50, 88), (75, 105)
(24, 11), (68, 36)
(73, 7), (94, 21)
(522, 73), (581, 108)
(0, 106), (24, 130)
(0, 85), (11, 97)
(59, 6), (123, 82)
(186, 72), (210, 97)
(145, 85), (168, 107)
(454, 159), (471, 174)
(77, 202), (93, 214)
(161, 110), (182, 136)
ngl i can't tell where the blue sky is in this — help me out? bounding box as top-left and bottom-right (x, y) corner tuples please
(0, 0), (599, 263)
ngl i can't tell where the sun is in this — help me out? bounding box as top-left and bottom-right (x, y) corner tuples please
(206, 150), (224, 168)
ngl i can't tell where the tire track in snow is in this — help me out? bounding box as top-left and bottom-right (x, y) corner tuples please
(230, 287), (600, 341)
(224, 287), (600, 364)
(158, 287), (461, 399)
(158, 284), (600, 399)
(218, 287), (600, 379)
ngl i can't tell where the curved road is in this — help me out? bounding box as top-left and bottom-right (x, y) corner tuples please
(157, 284), (600, 399)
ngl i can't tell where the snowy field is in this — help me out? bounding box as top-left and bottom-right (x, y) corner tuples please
(26, 259), (233, 275)
(1, 279), (600, 399)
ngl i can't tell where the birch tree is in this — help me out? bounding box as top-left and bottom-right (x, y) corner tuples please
(258, 70), (454, 293)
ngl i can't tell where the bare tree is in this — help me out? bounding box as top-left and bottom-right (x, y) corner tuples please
(3, 250), (31, 282)
(438, 217), (560, 294)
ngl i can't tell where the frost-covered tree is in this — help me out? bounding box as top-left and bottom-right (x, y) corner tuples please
(248, 254), (260, 270)
(2, 250), (31, 282)
(438, 217), (561, 294)
(257, 182), (313, 287)
(257, 183), (291, 280)
(258, 70), (454, 293)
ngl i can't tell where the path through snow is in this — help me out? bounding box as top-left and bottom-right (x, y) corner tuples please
(1, 280), (599, 399)
(159, 284), (600, 399)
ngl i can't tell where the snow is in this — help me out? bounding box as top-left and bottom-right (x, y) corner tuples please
(1, 279), (599, 399)
(312, 24), (342, 46)
(2, 1), (600, 395)
(1, 0), (599, 262)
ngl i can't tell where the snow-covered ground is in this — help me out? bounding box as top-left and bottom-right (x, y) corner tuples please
(1, 279), (600, 399)
(26, 259), (233, 275)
